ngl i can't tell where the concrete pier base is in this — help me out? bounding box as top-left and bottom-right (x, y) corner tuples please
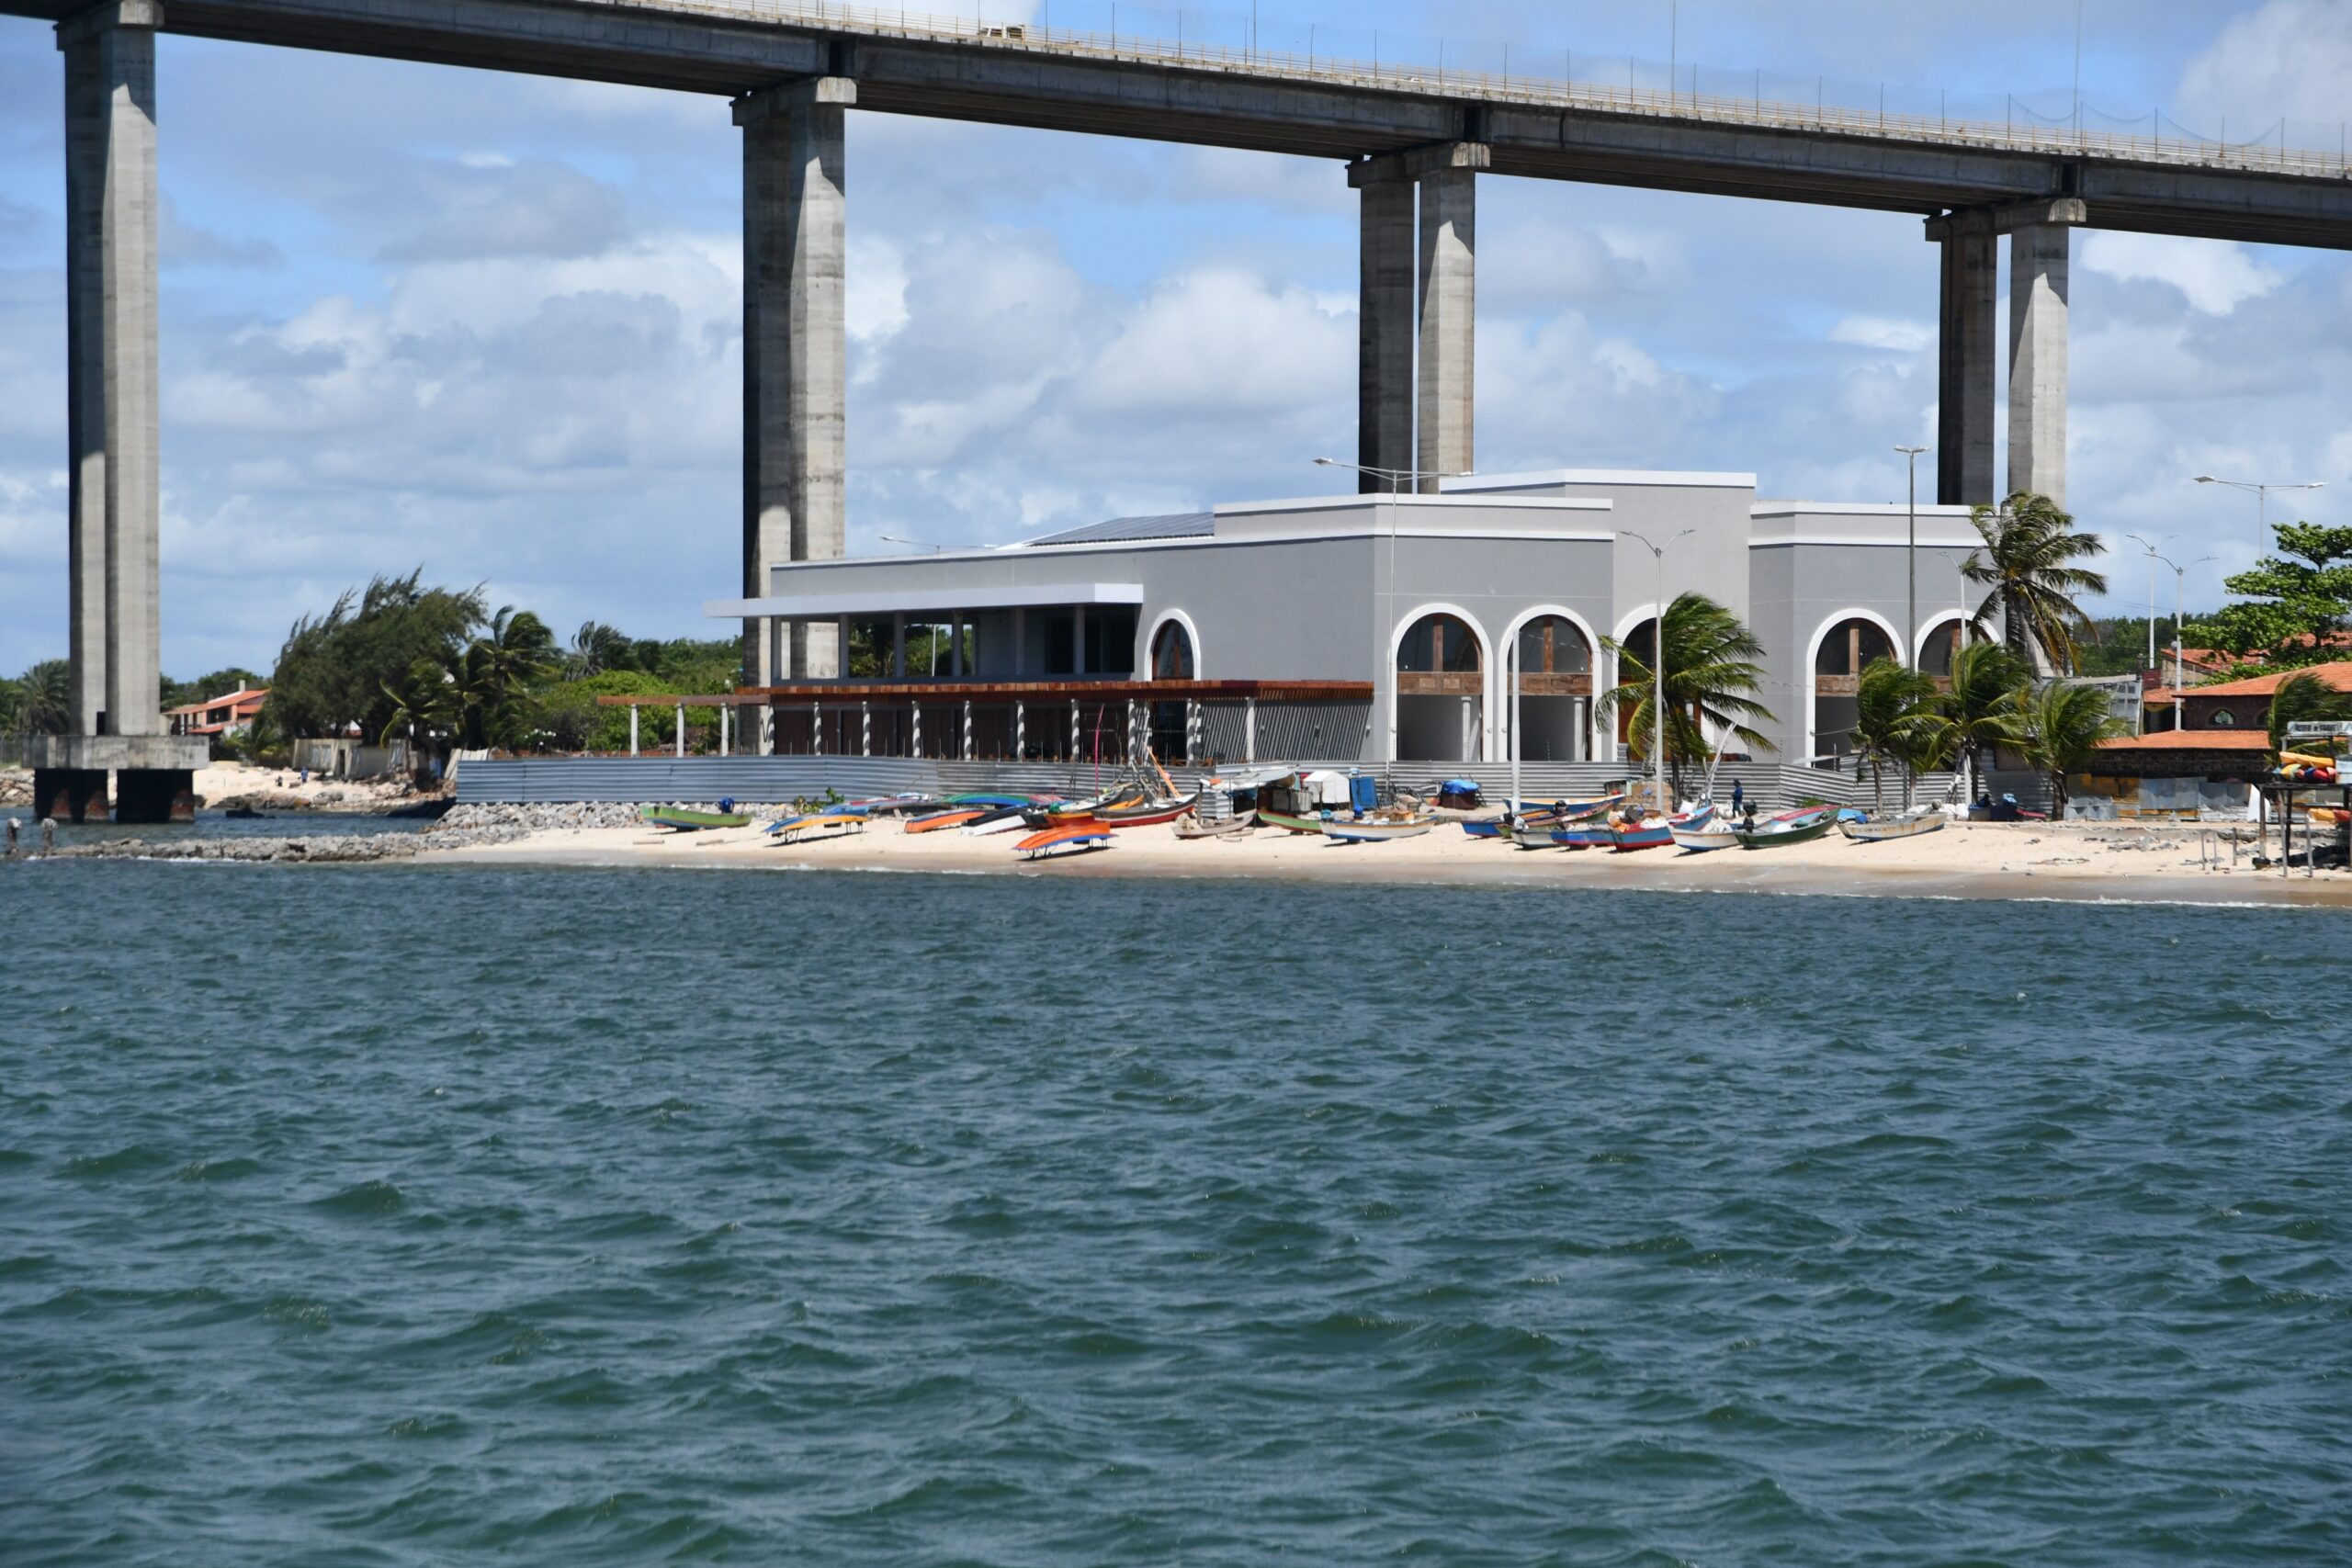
(1933, 224), (1997, 507)
(1355, 178), (1414, 490)
(32, 768), (109, 823)
(1415, 162), (1477, 493)
(26, 733), (209, 823)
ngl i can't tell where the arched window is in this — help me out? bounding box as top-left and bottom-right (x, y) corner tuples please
(1396, 613), (1484, 761)
(1150, 619), (1194, 681)
(1514, 615), (1591, 677)
(1397, 614), (1481, 674)
(1815, 617), (1898, 677)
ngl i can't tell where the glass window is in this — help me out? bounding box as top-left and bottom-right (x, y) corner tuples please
(1151, 620), (1194, 680)
(1397, 614), (1481, 673)
(1514, 615), (1590, 674)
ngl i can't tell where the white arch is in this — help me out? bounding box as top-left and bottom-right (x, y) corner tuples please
(1385, 603), (1493, 764)
(1498, 604), (1602, 763)
(1804, 606), (1905, 760)
(1914, 610), (1968, 669)
(1605, 604), (1666, 763)
(1142, 608), (1203, 682)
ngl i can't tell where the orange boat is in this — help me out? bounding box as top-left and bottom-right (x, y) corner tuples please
(1015, 819), (1112, 860)
(905, 807), (988, 834)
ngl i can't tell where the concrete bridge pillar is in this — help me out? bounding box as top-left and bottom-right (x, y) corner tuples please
(2007, 222), (2071, 506)
(738, 75), (853, 718)
(1348, 141), (1487, 493)
(61, 0), (164, 739)
(1415, 163), (1476, 493)
(1354, 178), (1413, 491)
(1930, 219), (1997, 507)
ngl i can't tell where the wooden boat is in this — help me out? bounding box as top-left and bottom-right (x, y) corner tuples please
(1611, 804), (1715, 852)
(767, 810), (866, 843)
(960, 806), (1038, 836)
(642, 805), (752, 831)
(1322, 812), (1435, 843)
(1460, 816), (1512, 840)
(1023, 787), (1144, 828)
(1100, 791), (1201, 829)
(1734, 806), (1838, 849)
(1670, 821), (1744, 853)
(1840, 807), (1947, 843)
(1015, 821), (1112, 860)
(1173, 810), (1252, 840)
(1256, 807), (1326, 834)
(905, 807), (989, 834)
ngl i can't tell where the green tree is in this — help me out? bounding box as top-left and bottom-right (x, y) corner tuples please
(378, 657), (458, 753)
(1963, 491), (2109, 674)
(0, 675), (18, 737)
(569, 620), (634, 678)
(1845, 657), (1939, 809)
(1598, 592), (1777, 803)
(269, 570), (486, 742)
(2009, 681), (2125, 813)
(1914, 641), (2030, 798)
(17, 660), (73, 736)
(2187, 522), (2352, 666)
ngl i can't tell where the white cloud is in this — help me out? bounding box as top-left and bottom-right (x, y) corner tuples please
(2177, 0), (2352, 129)
(1827, 313), (1931, 352)
(2080, 231), (2282, 316)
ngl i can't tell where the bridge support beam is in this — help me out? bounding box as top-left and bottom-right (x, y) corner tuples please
(60, 0), (164, 739)
(739, 75), (853, 726)
(2007, 223), (2071, 506)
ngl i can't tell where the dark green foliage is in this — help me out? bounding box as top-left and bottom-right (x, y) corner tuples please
(14, 660), (73, 736)
(1913, 642), (2030, 790)
(270, 570), (487, 743)
(159, 667), (265, 712)
(1963, 492), (2109, 672)
(1846, 658), (1939, 808)
(2186, 522), (2352, 666)
(2267, 671), (2352, 751)
(2009, 681), (2125, 810)
(1599, 593), (1777, 801)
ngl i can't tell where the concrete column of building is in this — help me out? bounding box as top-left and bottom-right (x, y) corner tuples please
(1416, 163), (1477, 493)
(738, 75), (854, 687)
(1933, 220), (1997, 507)
(61, 0), (163, 737)
(2007, 222), (2071, 506)
(1354, 177), (1414, 491)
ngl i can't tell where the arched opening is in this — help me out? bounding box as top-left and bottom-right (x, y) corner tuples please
(1147, 617), (1196, 759)
(1812, 616), (1899, 759)
(1150, 618), (1194, 680)
(1920, 618), (1968, 678)
(1396, 611), (1484, 761)
(1509, 614), (1593, 761)
(1614, 617), (1658, 752)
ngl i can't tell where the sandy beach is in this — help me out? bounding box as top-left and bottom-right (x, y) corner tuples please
(418, 811), (2352, 908)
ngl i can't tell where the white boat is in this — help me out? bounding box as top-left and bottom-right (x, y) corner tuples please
(1839, 807), (1948, 843)
(1321, 813), (1435, 843)
(961, 808), (1035, 836)
(1669, 822), (1743, 852)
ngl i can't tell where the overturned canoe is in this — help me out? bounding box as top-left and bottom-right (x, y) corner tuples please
(642, 806), (752, 831)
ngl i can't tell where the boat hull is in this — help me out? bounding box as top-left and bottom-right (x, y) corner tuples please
(642, 807), (752, 831)
(1840, 812), (1948, 842)
(1321, 817), (1434, 843)
(1734, 808), (1838, 849)
(1256, 809), (1325, 834)
(1016, 821), (1112, 859)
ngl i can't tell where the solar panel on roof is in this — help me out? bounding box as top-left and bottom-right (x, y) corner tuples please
(1022, 511), (1215, 547)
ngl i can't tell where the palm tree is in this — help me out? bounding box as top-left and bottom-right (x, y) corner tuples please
(1598, 592), (1777, 803)
(1913, 641), (2030, 802)
(569, 620), (631, 678)
(2010, 681), (2125, 814)
(2267, 671), (2352, 752)
(1962, 491), (2109, 674)
(1846, 657), (1939, 809)
(18, 660), (73, 736)
(379, 656), (457, 754)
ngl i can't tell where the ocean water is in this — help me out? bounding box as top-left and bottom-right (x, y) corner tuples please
(3, 863), (2348, 1565)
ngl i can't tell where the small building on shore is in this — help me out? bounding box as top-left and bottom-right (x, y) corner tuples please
(707, 468), (1986, 771)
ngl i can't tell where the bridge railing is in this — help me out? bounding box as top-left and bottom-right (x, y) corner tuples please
(580, 0), (2352, 182)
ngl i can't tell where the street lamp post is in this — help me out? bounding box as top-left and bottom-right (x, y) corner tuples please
(2122, 533), (2166, 733)
(1896, 445), (1928, 808)
(1620, 527), (1693, 817)
(2193, 475), (2326, 541)
(1315, 457), (1468, 779)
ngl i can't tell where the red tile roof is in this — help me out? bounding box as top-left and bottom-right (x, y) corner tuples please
(2178, 661), (2352, 699)
(2097, 729), (2273, 752)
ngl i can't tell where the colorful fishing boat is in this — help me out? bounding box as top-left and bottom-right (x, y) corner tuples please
(960, 805), (1041, 836)
(1173, 810), (1252, 840)
(1460, 816), (1512, 840)
(1255, 807), (1326, 834)
(1734, 806), (1838, 849)
(641, 805), (752, 831)
(1099, 791), (1201, 829)
(904, 807), (989, 834)
(1669, 817), (1744, 852)
(1611, 803), (1715, 852)
(1839, 807), (1947, 842)
(1015, 821), (1112, 860)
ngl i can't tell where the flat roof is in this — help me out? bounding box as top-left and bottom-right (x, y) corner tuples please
(1442, 468), (1758, 491)
(709, 582), (1144, 619)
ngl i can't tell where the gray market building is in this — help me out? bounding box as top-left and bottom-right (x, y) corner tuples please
(707, 468), (1987, 773)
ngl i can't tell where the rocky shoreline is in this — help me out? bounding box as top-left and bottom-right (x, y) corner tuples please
(32, 801), (649, 863)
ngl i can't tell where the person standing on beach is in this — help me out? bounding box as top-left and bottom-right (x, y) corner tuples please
(1731, 779), (1744, 817)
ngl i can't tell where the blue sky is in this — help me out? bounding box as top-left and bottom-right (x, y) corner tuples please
(4, 0), (2351, 676)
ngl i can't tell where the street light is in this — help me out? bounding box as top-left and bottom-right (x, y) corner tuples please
(2193, 475), (2325, 536)
(2133, 545), (2215, 731)
(877, 535), (945, 553)
(1620, 527), (1694, 818)
(2122, 532), (2167, 732)
(1895, 445), (1929, 809)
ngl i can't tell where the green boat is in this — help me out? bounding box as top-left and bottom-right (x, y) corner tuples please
(642, 805), (753, 831)
(1732, 807), (1837, 850)
(1255, 808), (1326, 834)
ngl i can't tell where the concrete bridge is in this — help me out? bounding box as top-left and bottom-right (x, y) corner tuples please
(12, 0), (2352, 808)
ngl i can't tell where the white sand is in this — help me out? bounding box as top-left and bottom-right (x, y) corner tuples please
(421, 813), (2350, 907)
